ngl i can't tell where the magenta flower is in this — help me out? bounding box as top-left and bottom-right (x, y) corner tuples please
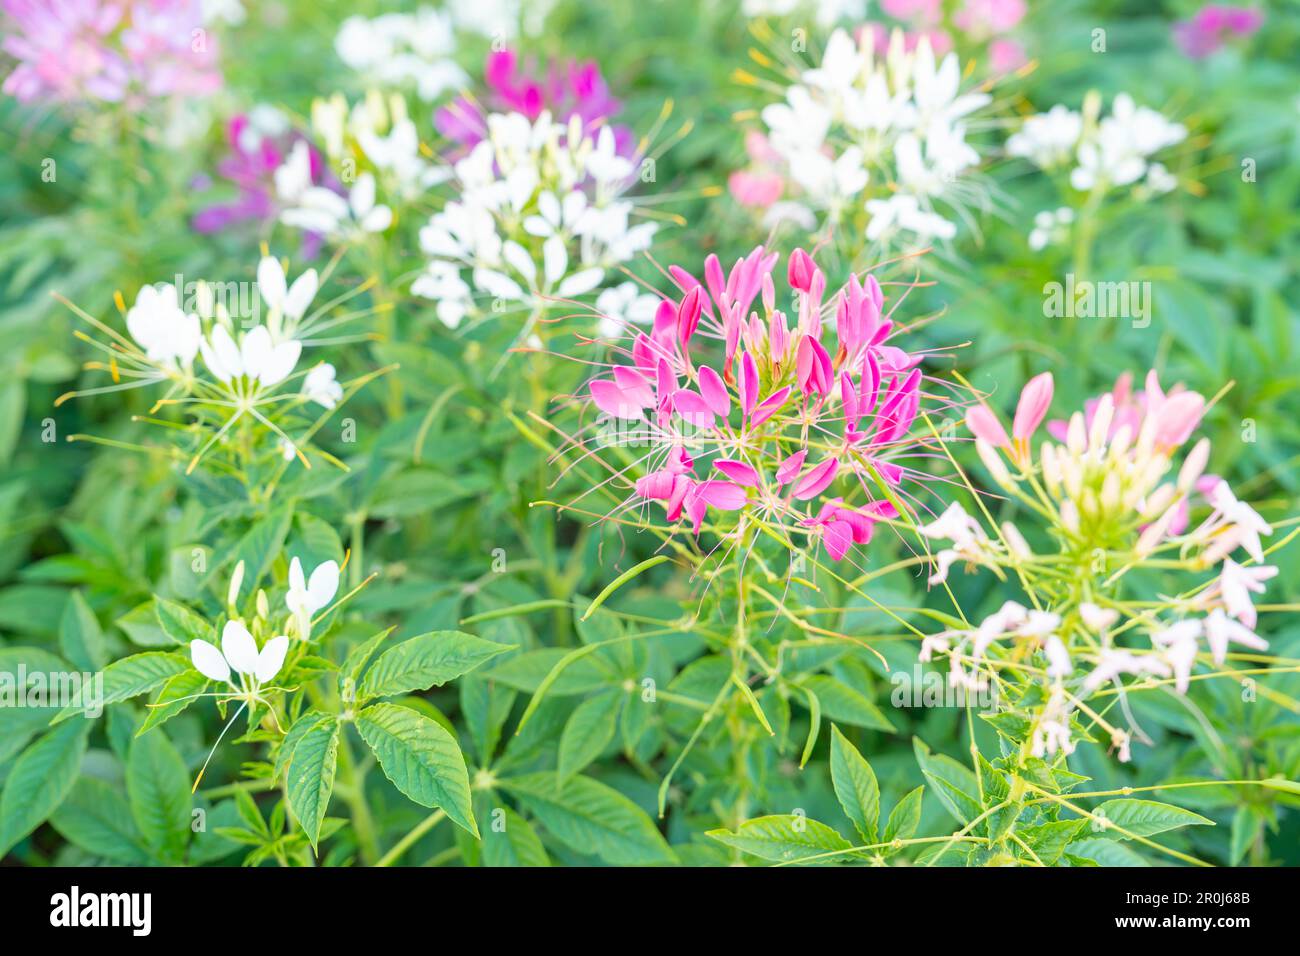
(1173, 5), (1263, 59)
(436, 49), (632, 156)
(581, 246), (957, 563)
(2, 0), (221, 106)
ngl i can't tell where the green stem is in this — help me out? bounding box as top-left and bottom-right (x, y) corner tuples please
(376, 810), (446, 867)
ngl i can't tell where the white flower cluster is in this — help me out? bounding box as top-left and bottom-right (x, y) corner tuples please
(334, 9), (466, 101)
(1007, 94), (1185, 196)
(123, 256), (341, 410)
(413, 111), (656, 329)
(761, 29), (990, 245)
(277, 92), (447, 243)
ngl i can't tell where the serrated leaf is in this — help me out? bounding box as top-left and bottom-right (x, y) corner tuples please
(1018, 819), (1087, 866)
(51, 651), (189, 723)
(707, 814), (853, 864)
(0, 720), (89, 856)
(287, 717), (339, 851)
(137, 669), (209, 735)
(274, 710), (333, 783)
(49, 777), (149, 864)
(127, 728), (191, 861)
(358, 631), (513, 702)
(356, 703), (477, 836)
(481, 805), (550, 867)
(830, 725), (879, 843)
(154, 597), (213, 646)
(557, 689), (621, 786)
(502, 772), (675, 866)
(1093, 799), (1214, 840)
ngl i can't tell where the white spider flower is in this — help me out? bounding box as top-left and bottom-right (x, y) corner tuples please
(190, 620), (289, 691)
(257, 255), (318, 338)
(595, 282), (659, 338)
(757, 29), (988, 249)
(1006, 105), (1082, 168)
(413, 111), (657, 327)
(126, 284), (201, 369)
(302, 363), (343, 409)
(286, 557), (341, 640)
(199, 324), (301, 387)
(1202, 608), (1269, 666)
(282, 173), (393, 240)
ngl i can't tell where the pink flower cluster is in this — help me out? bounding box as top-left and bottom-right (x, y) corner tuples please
(2, 0), (221, 106)
(436, 49), (632, 156)
(585, 247), (952, 562)
(873, 0), (1027, 73)
(1173, 5), (1263, 59)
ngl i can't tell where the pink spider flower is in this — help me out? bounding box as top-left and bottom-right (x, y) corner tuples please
(1173, 5), (1263, 59)
(2, 0), (221, 106)
(436, 48), (632, 156)
(581, 246), (958, 564)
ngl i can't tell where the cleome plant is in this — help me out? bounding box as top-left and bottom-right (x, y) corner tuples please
(0, 0), (1297, 878)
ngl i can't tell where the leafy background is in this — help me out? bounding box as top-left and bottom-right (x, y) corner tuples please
(1, 0), (1297, 866)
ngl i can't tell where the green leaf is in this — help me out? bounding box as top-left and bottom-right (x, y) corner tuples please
(287, 717), (339, 851)
(1018, 819), (1087, 866)
(884, 786), (925, 845)
(155, 597), (213, 646)
(137, 669), (209, 735)
(58, 590), (106, 671)
(481, 806), (550, 867)
(1229, 806), (1262, 866)
(802, 676), (895, 731)
(49, 777), (149, 864)
(1093, 799), (1214, 840)
(913, 738), (981, 824)
(338, 627), (394, 692)
(502, 772), (675, 866)
(357, 631), (513, 702)
(707, 815), (853, 864)
(799, 683), (821, 769)
(355, 702), (477, 836)
(0, 720), (89, 856)
(52, 651), (189, 723)
(1068, 837), (1149, 866)
(557, 689), (621, 786)
(274, 710), (333, 783)
(127, 727), (192, 861)
(829, 726), (880, 843)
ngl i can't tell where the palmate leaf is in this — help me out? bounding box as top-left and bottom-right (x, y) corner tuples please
(286, 716), (340, 851)
(707, 815), (854, 865)
(127, 727), (192, 862)
(502, 772), (675, 866)
(0, 719), (89, 857)
(357, 630), (513, 702)
(829, 725), (880, 844)
(355, 702), (478, 837)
